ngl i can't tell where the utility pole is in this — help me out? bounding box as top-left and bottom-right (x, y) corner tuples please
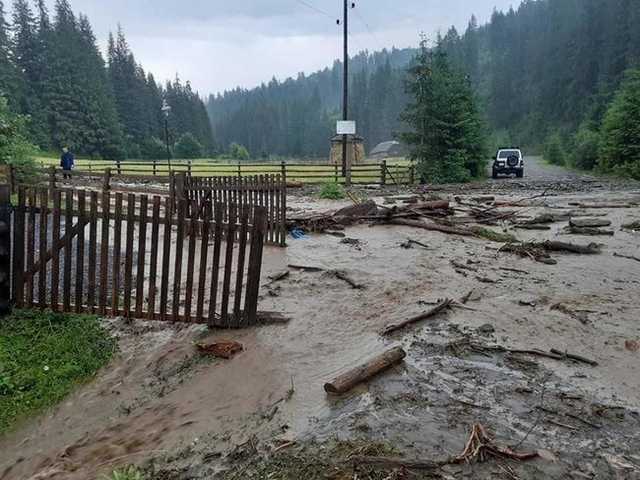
(341, 0), (349, 179)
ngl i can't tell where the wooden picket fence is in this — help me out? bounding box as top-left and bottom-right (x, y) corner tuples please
(11, 187), (267, 327)
(176, 174), (287, 246)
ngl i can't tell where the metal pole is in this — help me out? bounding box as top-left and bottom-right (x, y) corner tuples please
(164, 117), (172, 171)
(342, 0), (349, 180)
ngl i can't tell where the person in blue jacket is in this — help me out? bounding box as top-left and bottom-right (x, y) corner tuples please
(60, 147), (74, 179)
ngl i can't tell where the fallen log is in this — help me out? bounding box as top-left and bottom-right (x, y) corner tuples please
(514, 224), (551, 231)
(563, 226), (614, 236)
(330, 270), (365, 290)
(324, 346), (406, 395)
(382, 298), (453, 335)
(570, 202), (637, 209)
(288, 264), (325, 272)
(541, 240), (601, 254)
(613, 252), (640, 263)
(550, 349), (598, 366)
(257, 312), (291, 325)
(570, 218), (612, 228)
(389, 218), (474, 237)
(521, 213), (570, 225)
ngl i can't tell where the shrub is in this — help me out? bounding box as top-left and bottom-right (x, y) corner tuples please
(229, 142), (250, 161)
(140, 136), (168, 160)
(544, 133), (565, 166)
(102, 466), (145, 480)
(569, 125), (600, 170)
(599, 68), (640, 179)
(319, 182), (345, 200)
(0, 96), (38, 183)
(174, 133), (204, 159)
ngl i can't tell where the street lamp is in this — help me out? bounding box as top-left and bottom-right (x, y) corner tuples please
(161, 99), (172, 170)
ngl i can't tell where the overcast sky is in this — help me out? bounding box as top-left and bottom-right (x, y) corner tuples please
(37, 0), (517, 96)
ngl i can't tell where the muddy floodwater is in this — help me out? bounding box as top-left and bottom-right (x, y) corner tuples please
(1, 158), (640, 479)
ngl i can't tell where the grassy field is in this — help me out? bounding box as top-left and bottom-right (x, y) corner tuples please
(0, 310), (115, 434)
(36, 157), (414, 184)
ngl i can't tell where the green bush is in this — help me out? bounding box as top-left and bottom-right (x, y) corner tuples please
(0, 96), (38, 183)
(599, 68), (640, 179)
(140, 136), (169, 160)
(319, 182), (345, 200)
(229, 142), (250, 161)
(544, 133), (565, 166)
(174, 133), (204, 159)
(0, 310), (115, 433)
(569, 125), (600, 170)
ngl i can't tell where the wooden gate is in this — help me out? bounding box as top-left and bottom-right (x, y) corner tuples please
(174, 174), (287, 247)
(11, 187), (267, 327)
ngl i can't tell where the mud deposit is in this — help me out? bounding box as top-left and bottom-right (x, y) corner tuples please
(2, 160), (640, 480)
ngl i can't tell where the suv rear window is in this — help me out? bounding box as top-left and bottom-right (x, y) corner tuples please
(498, 150), (520, 159)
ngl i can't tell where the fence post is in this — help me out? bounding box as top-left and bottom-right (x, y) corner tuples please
(0, 183), (11, 316)
(116, 158), (122, 175)
(8, 165), (15, 195)
(409, 164), (416, 185)
(280, 161), (286, 182)
(280, 162), (287, 247)
(102, 168), (112, 192)
(188, 159), (192, 176)
(334, 163), (338, 183)
(49, 165), (57, 190)
(153, 159), (157, 176)
(169, 171), (176, 214)
(238, 163), (242, 178)
(380, 160), (387, 186)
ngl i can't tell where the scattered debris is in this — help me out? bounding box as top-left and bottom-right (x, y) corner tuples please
(549, 349), (598, 366)
(324, 346), (406, 395)
(514, 224), (552, 230)
(624, 340), (639, 352)
(288, 264), (325, 272)
(196, 340), (244, 359)
(267, 271), (290, 283)
(551, 303), (590, 325)
(382, 298), (453, 335)
(450, 260), (478, 272)
(622, 220), (640, 231)
(340, 237), (363, 249)
(570, 202), (637, 209)
(399, 238), (430, 250)
(477, 323), (496, 336)
(257, 312), (291, 325)
(563, 225), (614, 236)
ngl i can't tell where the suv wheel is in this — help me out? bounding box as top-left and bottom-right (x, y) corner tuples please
(492, 168), (498, 179)
(516, 170), (524, 179)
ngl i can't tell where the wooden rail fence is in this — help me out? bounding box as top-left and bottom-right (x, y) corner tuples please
(11, 187), (267, 326)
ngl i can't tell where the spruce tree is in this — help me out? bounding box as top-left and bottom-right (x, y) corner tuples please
(399, 39), (486, 183)
(0, 1), (20, 107)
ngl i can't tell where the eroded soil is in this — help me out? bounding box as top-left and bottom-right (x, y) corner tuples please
(2, 158), (640, 480)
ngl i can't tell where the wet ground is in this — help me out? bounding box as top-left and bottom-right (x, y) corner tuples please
(2, 157), (640, 479)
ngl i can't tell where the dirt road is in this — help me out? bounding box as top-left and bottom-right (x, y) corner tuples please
(493, 155), (588, 182)
(2, 165), (640, 480)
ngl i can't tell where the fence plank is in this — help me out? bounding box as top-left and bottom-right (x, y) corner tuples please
(172, 200), (186, 321)
(38, 189), (48, 308)
(207, 206), (224, 327)
(244, 206), (267, 324)
(75, 190), (86, 313)
(135, 195), (148, 318)
(220, 203), (237, 327)
(280, 174), (287, 246)
(87, 191), (98, 312)
(12, 188), (26, 307)
(123, 193), (135, 318)
(160, 197), (172, 322)
(112, 193), (123, 315)
(184, 214), (197, 321)
(25, 190), (36, 307)
(147, 196), (161, 320)
(99, 191), (110, 315)
(196, 204), (210, 321)
(63, 190), (73, 311)
(233, 207), (249, 327)
(50, 190), (61, 310)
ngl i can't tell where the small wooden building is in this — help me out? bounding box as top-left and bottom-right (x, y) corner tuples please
(330, 134), (366, 166)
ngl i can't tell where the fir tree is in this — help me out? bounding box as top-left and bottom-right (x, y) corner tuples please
(399, 39), (486, 183)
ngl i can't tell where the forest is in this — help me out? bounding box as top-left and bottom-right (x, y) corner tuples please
(0, 0), (213, 160)
(208, 0), (640, 172)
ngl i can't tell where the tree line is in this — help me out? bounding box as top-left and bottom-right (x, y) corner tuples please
(208, 0), (640, 178)
(0, 0), (214, 160)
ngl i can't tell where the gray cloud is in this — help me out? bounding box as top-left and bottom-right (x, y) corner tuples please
(36, 0), (517, 95)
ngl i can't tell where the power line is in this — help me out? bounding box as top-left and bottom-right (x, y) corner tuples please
(353, 8), (384, 51)
(293, 0), (335, 20)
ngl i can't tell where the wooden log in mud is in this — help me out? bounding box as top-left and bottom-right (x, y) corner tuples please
(541, 240), (601, 254)
(382, 299), (453, 335)
(569, 218), (612, 228)
(324, 346), (406, 395)
(564, 226), (614, 236)
(389, 218), (475, 237)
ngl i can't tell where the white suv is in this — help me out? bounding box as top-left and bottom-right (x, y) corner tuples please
(492, 148), (524, 179)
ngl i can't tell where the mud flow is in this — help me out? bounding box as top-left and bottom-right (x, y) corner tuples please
(2, 158), (640, 479)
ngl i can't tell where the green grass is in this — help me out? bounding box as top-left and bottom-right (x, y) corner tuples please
(101, 466), (145, 480)
(319, 181), (346, 200)
(0, 309), (116, 434)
